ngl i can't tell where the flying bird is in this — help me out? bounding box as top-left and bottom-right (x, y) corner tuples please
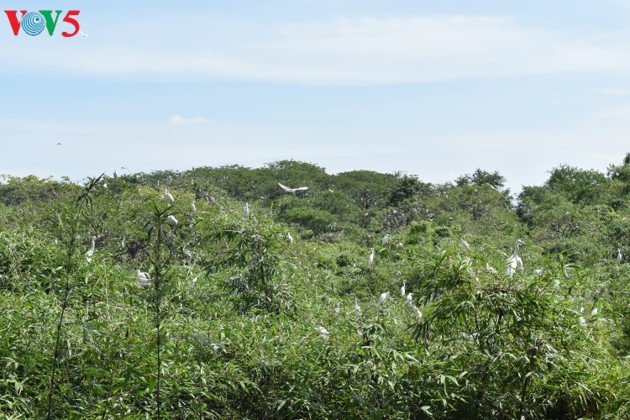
(278, 183), (309, 194)
(79, 30), (89, 37)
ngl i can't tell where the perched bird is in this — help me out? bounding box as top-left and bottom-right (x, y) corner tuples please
(189, 277), (198, 288)
(333, 302), (341, 317)
(506, 239), (524, 276)
(191, 200), (197, 212)
(368, 249), (375, 271)
(243, 202), (250, 218)
(617, 248), (623, 264)
(460, 238), (471, 250)
(400, 281), (406, 297)
(166, 215), (178, 226)
(354, 298), (362, 315)
(486, 263), (497, 274)
(287, 232), (294, 244)
(377, 291), (390, 306)
(315, 326), (329, 341)
(533, 268), (543, 276)
(590, 306), (598, 316)
(136, 270), (152, 287)
(382, 234), (391, 246)
(410, 305), (423, 320)
(164, 189), (174, 203)
(405, 292), (413, 306)
(278, 183), (309, 194)
(85, 236), (96, 263)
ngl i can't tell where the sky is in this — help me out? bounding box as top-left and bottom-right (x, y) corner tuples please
(1, 1), (630, 193)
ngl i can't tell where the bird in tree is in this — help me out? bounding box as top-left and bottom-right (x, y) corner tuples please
(382, 234), (391, 246)
(315, 327), (329, 341)
(460, 238), (471, 250)
(506, 239), (525, 276)
(354, 298), (362, 315)
(405, 292), (413, 306)
(377, 291), (390, 305)
(85, 236), (96, 263)
(166, 215), (179, 226)
(368, 249), (375, 271)
(278, 182), (309, 194)
(164, 189), (174, 203)
(400, 281), (406, 297)
(191, 200), (196, 212)
(287, 232), (294, 244)
(617, 248), (623, 264)
(243, 203), (250, 218)
(136, 270), (152, 287)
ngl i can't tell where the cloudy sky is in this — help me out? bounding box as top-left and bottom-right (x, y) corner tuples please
(1, 1), (629, 193)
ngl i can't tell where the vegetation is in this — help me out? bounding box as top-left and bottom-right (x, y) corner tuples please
(0, 155), (628, 418)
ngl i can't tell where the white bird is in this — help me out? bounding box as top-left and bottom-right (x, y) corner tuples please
(166, 215), (178, 226)
(533, 268), (543, 276)
(590, 306), (598, 316)
(334, 302), (341, 317)
(506, 239), (524, 276)
(368, 248), (375, 271)
(136, 270), (152, 287)
(405, 292), (413, 306)
(460, 238), (471, 250)
(243, 202), (250, 218)
(79, 30), (89, 37)
(400, 281), (406, 297)
(381, 234), (391, 246)
(287, 232), (294, 244)
(315, 326), (329, 340)
(486, 263), (497, 274)
(617, 248), (623, 264)
(189, 277), (198, 288)
(164, 189), (174, 203)
(278, 182), (309, 194)
(354, 298), (362, 314)
(377, 291), (390, 305)
(191, 200), (196, 212)
(579, 317), (587, 327)
(85, 236), (96, 263)
(410, 305), (423, 321)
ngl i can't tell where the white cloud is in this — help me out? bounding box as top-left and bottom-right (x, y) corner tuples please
(168, 115), (208, 126)
(2, 14), (630, 85)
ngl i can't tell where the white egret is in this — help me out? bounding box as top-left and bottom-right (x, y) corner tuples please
(617, 248), (623, 264)
(164, 189), (174, 203)
(377, 291), (390, 305)
(136, 270), (152, 288)
(315, 326), (329, 341)
(85, 236), (96, 263)
(460, 238), (471, 250)
(506, 239), (524, 276)
(334, 302), (341, 317)
(400, 281), (406, 297)
(287, 232), (294, 244)
(486, 263), (497, 274)
(590, 306), (598, 316)
(405, 292), (413, 306)
(191, 200), (197, 212)
(382, 234), (391, 246)
(166, 215), (179, 226)
(579, 317), (587, 327)
(354, 298), (362, 314)
(79, 30), (89, 37)
(278, 183), (309, 194)
(533, 268), (543, 276)
(368, 248), (375, 271)
(243, 202), (250, 218)
(411, 306), (423, 320)
(189, 277), (198, 288)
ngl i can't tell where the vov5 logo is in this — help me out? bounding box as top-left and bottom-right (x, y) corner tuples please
(4, 10), (81, 37)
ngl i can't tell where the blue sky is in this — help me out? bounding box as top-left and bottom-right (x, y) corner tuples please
(1, 1), (630, 193)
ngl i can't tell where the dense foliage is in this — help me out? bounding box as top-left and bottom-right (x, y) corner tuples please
(0, 155), (628, 418)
